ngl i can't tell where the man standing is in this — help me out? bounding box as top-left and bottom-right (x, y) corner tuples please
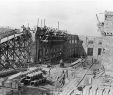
(60, 59), (64, 67)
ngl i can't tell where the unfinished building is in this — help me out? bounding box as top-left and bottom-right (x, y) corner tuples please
(0, 10), (113, 95)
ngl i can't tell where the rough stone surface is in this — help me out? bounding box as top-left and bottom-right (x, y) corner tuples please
(101, 37), (113, 75)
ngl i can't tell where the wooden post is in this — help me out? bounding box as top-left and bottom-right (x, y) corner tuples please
(35, 27), (40, 64)
(82, 86), (85, 95)
(44, 19), (46, 27)
(108, 89), (110, 95)
(88, 86), (92, 95)
(58, 21), (59, 30)
(95, 88), (98, 95)
(102, 88), (105, 95)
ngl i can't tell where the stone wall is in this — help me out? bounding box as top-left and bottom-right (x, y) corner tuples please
(79, 34), (113, 76)
(78, 35), (103, 61)
(98, 11), (113, 75)
(101, 36), (113, 75)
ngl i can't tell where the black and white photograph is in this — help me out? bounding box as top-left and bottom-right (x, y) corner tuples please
(0, 0), (113, 95)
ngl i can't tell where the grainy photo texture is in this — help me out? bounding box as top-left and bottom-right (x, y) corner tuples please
(0, 0), (113, 95)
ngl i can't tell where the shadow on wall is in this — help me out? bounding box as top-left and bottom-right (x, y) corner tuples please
(62, 35), (87, 63)
(74, 35), (87, 58)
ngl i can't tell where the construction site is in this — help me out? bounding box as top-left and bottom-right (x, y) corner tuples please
(0, 10), (113, 95)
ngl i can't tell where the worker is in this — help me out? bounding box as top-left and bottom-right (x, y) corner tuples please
(39, 58), (42, 64)
(80, 56), (83, 59)
(93, 71), (96, 78)
(49, 66), (52, 76)
(66, 70), (68, 78)
(60, 59), (64, 67)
